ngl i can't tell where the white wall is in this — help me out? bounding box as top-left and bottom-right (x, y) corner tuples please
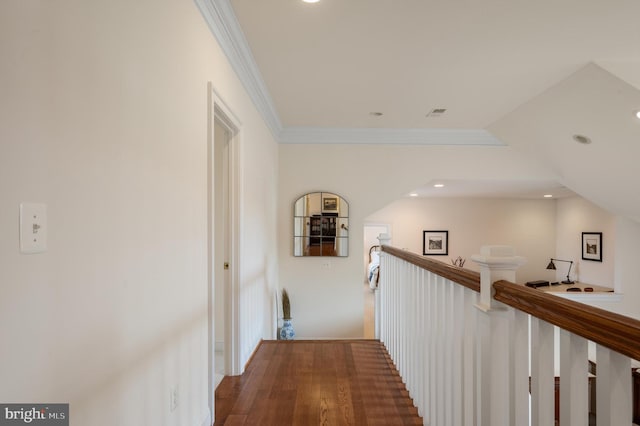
(601, 216), (640, 320)
(278, 143), (559, 338)
(560, 208), (640, 321)
(365, 197), (557, 284)
(555, 197), (615, 288)
(0, 0), (278, 424)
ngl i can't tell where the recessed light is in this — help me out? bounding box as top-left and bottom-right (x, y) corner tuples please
(302, 0), (320, 2)
(433, 184), (444, 188)
(369, 112), (383, 117)
(635, 110), (640, 119)
(572, 134), (592, 145)
(409, 193), (418, 197)
(544, 194), (553, 198)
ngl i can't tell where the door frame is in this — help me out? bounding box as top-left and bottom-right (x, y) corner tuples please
(207, 83), (242, 419)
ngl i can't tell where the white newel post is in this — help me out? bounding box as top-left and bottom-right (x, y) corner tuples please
(377, 233), (391, 249)
(375, 233), (391, 340)
(472, 246), (526, 426)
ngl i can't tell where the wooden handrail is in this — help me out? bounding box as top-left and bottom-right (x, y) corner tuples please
(382, 245), (640, 360)
(382, 245), (481, 293)
(494, 279), (640, 361)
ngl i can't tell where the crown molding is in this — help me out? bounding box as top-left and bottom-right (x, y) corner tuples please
(194, 0), (282, 138)
(195, 1), (504, 147)
(279, 127), (504, 145)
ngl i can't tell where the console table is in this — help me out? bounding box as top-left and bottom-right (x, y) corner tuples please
(538, 282), (614, 293)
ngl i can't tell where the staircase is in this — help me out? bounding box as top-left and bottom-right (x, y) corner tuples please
(215, 340), (422, 425)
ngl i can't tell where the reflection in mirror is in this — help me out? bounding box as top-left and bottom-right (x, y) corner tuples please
(293, 192), (349, 257)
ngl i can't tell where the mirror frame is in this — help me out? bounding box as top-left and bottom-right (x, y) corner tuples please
(293, 192), (349, 257)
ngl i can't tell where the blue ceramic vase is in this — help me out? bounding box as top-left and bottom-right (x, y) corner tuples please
(280, 319), (295, 340)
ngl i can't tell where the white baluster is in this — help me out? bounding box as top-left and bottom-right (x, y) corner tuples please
(511, 310), (529, 425)
(530, 318), (555, 426)
(435, 276), (445, 426)
(462, 288), (477, 426)
(559, 330), (588, 426)
(451, 284), (464, 426)
(444, 280), (455, 425)
(413, 264), (418, 386)
(428, 271), (437, 424)
(596, 345), (632, 425)
(415, 268), (424, 418)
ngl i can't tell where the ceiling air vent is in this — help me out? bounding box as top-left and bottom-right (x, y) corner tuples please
(426, 108), (447, 117)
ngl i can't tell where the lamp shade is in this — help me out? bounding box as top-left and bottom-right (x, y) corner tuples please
(545, 258), (574, 284)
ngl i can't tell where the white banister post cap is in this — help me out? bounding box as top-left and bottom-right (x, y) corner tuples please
(471, 245), (527, 269)
(377, 233), (391, 245)
(472, 245), (526, 311)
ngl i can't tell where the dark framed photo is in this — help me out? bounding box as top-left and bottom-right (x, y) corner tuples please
(582, 232), (602, 262)
(423, 230), (448, 256)
(323, 197), (338, 211)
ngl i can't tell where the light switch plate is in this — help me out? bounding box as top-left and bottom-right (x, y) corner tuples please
(20, 203), (47, 254)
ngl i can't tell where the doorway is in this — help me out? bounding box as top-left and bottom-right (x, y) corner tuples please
(363, 223), (390, 339)
(208, 84), (241, 421)
(213, 118), (229, 389)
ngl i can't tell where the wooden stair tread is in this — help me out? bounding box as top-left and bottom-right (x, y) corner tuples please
(215, 340), (423, 425)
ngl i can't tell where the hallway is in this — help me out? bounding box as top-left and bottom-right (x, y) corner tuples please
(214, 340), (422, 425)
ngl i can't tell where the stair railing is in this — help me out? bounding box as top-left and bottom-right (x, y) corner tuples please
(378, 244), (640, 426)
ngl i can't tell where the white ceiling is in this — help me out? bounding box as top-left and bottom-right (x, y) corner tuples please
(229, 0), (640, 130)
(202, 0), (640, 210)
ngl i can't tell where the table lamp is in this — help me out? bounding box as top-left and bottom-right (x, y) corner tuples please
(546, 258), (574, 284)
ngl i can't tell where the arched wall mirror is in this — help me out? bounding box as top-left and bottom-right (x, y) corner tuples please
(293, 192), (349, 257)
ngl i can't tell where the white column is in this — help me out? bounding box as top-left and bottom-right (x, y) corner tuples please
(471, 245), (526, 426)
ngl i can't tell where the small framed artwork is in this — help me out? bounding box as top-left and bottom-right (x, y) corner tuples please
(423, 230), (448, 256)
(323, 197), (338, 211)
(582, 232), (602, 262)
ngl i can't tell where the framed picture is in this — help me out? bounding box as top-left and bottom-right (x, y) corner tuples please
(582, 232), (602, 262)
(423, 230), (448, 256)
(322, 197), (338, 211)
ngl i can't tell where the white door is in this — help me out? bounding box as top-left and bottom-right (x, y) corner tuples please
(208, 85), (241, 421)
(213, 118), (230, 388)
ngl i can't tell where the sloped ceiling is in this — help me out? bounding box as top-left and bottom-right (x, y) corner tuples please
(489, 63), (640, 222)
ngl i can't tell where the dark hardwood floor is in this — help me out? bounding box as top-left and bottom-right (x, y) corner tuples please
(215, 340), (422, 425)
